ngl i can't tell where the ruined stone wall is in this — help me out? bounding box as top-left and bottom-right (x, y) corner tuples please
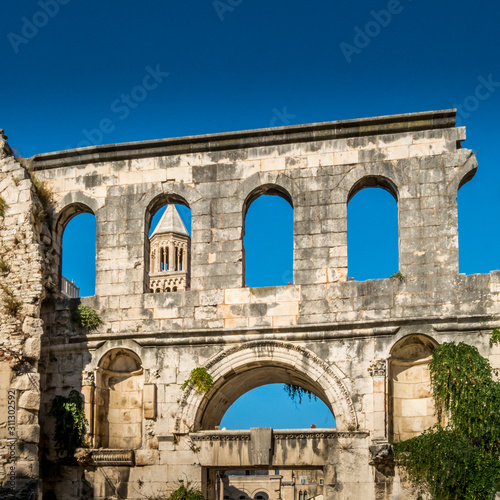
(2, 110), (500, 499)
(0, 130), (50, 497)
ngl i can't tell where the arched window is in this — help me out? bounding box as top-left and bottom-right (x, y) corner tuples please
(243, 187), (293, 287)
(299, 491), (303, 500)
(347, 177), (398, 281)
(61, 212), (96, 297)
(389, 335), (438, 442)
(146, 200), (191, 293)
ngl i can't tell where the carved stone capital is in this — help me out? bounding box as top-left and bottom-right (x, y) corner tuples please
(82, 370), (95, 386)
(368, 359), (387, 377)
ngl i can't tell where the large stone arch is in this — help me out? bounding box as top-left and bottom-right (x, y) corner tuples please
(175, 340), (357, 433)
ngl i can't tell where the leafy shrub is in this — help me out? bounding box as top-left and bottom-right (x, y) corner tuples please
(389, 271), (406, 282)
(72, 305), (103, 331)
(4, 296), (22, 317)
(0, 258), (10, 274)
(1, 285), (22, 316)
(49, 390), (88, 455)
(0, 195), (8, 217)
(168, 485), (204, 500)
(182, 367), (213, 393)
(30, 173), (53, 208)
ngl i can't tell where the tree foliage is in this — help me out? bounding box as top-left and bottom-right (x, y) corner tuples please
(394, 339), (500, 500)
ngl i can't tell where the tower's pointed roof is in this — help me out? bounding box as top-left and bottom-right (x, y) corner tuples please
(150, 205), (189, 238)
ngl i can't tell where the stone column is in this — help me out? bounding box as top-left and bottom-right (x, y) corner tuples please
(183, 244), (188, 272)
(81, 371), (95, 447)
(368, 359), (388, 443)
(168, 243), (175, 271)
(155, 244), (160, 273)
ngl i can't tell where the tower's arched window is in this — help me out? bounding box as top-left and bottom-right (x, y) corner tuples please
(347, 177), (398, 281)
(61, 212), (96, 297)
(147, 202), (191, 293)
(243, 187), (293, 287)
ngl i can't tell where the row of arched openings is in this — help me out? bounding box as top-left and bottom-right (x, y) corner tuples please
(86, 334), (437, 450)
(60, 182), (400, 297)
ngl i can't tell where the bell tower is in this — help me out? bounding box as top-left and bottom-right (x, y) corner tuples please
(149, 205), (190, 292)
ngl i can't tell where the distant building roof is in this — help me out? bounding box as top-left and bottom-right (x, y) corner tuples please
(150, 204), (189, 238)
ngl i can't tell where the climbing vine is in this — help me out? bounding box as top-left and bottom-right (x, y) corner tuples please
(49, 390), (88, 455)
(394, 337), (500, 500)
(283, 384), (317, 404)
(182, 367), (213, 393)
(490, 327), (500, 347)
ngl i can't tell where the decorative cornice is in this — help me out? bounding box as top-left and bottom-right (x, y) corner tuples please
(189, 430), (369, 442)
(31, 109), (456, 169)
(91, 449), (134, 466)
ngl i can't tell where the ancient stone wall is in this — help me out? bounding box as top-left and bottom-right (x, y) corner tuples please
(2, 110), (500, 499)
(0, 130), (50, 497)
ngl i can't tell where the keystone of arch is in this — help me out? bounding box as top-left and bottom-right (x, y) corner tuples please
(339, 161), (409, 203)
(140, 181), (203, 211)
(234, 171), (299, 208)
(54, 191), (104, 225)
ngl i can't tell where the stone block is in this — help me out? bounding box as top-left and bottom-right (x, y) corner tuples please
(16, 424), (40, 443)
(18, 391), (40, 411)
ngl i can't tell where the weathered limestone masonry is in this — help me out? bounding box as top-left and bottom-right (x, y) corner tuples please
(0, 130), (54, 498)
(2, 109), (500, 499)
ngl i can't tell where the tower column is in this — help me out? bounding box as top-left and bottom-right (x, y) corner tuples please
(168, 242), (175, 271)
(183, 245), (187, 272)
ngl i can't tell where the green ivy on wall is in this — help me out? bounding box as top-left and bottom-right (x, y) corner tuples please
(49, 390), (88, 455)
(394, 334), (500, 500)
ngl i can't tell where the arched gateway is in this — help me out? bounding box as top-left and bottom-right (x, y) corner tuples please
(176, 340), (357, 433)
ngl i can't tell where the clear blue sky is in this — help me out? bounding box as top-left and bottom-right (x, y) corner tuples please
(3, 0), (500, 429)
